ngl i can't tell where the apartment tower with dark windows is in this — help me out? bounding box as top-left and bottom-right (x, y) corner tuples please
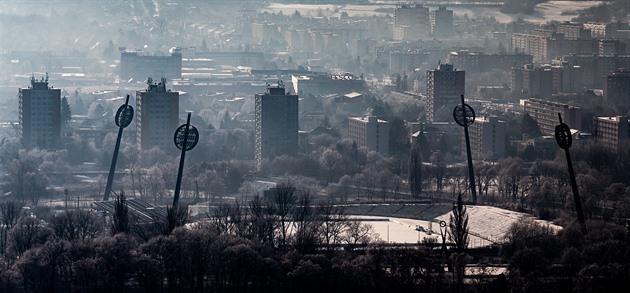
(136, 77), (179, 151)
(255, 84), (299, 170)
(426, 63), (465, 121)
(19, 74), (61, 149)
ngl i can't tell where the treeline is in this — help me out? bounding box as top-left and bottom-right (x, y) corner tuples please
(2, 194), (630, 292)
(0, 190), (449, 293)
(571, 0), (630, 23)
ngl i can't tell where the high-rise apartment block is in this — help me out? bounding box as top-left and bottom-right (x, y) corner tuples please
(469, 117), (506, 161)
(593, 116), (630, 152)
(512, 30), (563, 62)
(561, 54), (630, 88)
(430, 6), (453, 37)
(512, 63), (583, 99)
(19, 75), (61, 149)
(348, 116), (390, 155)
(136, 78), (179, 151)
(255, 85), (299, 170)
(426, 63), (465, 122)
(512, 29), (606, 62)
(522, 98), (582, 135)
(393, 5), (430, 41)
(604, 69), (630, 105)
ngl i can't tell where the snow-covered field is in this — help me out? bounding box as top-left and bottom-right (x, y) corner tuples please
(453, 1), (604, 24)
(435, 205), (562, 243)
(352, 205), (561, 248)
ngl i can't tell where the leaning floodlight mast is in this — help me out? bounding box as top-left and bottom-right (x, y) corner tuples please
(555, 113), (587, 234)
(103, 95), (134, 201)
(453, 95), (477, 205)
(172, 112), (199, 209)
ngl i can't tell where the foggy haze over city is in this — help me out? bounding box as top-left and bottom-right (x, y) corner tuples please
(1, 0), (630, 292)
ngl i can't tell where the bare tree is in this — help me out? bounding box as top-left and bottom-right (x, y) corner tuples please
(292, 193), (320, 253)
(49, 210), (103, 241)
(497, 158), (526, 200)
(317, 202), (348, 248)
(126, 163), (146, 200)
(246, 195), (276, 245)
(110, 191), (129, 235)
(320, 148), (341, 183)
(430, 151), (446, 192)
(272, 183), (297, 248)
(449, 193), (469, 253)
(4, 155), (48, 205)
(8, 216), (52, 256)
(157, 205), (189, 235)
(210, 202), (237, 236)
(0, 200), (22, 254)
(343, 221), (375, 250)
(145, 164), (168, 203)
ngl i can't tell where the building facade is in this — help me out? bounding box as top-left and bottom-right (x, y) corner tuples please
(511, 31), (559, 62)
(120, 49), (182, 80)
(593, 116), (630, 152)
(136, 78), (179, 151)
(512, 30), (602, 62)
(19, 75), (61, 149)
(561, 54), (630, 88)
(468, 116), (506, 161)
(556, 23), (591, 40)
(448, 50), (533, 72)
(393, 5), (430, 40)
(251, 22), (281, 44)
(389, 50), (430, 72)
(604, 69), (630, 105)
(348, 116), (390, 155)
(512, 63), (584, 97)
(430, 6), (453, 37)
(291, 73), (366, 97)
(255, 85), (299, 170)
(522, 98), (582, 135)
(426, 63), (465, 122)
(584, 22), (630, 39)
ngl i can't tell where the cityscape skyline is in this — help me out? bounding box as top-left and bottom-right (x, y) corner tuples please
(1, 1), (629, 292)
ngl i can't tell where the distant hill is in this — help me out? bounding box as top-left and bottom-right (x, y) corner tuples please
(501, 0), (548, 15)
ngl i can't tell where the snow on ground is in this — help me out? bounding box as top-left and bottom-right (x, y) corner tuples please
(452, 1), (603, 24)
(349, 215), (441, 244)
(435, 205), (562, 244)
(512, 1), (603, 24)
(350, 205), (561, 248)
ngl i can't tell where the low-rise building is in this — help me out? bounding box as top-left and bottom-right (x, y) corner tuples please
(468, 116), (506, 161)
(593, 116), (630, 152)
(348, 116), (390, 154)
(522, 98), (582, 135)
